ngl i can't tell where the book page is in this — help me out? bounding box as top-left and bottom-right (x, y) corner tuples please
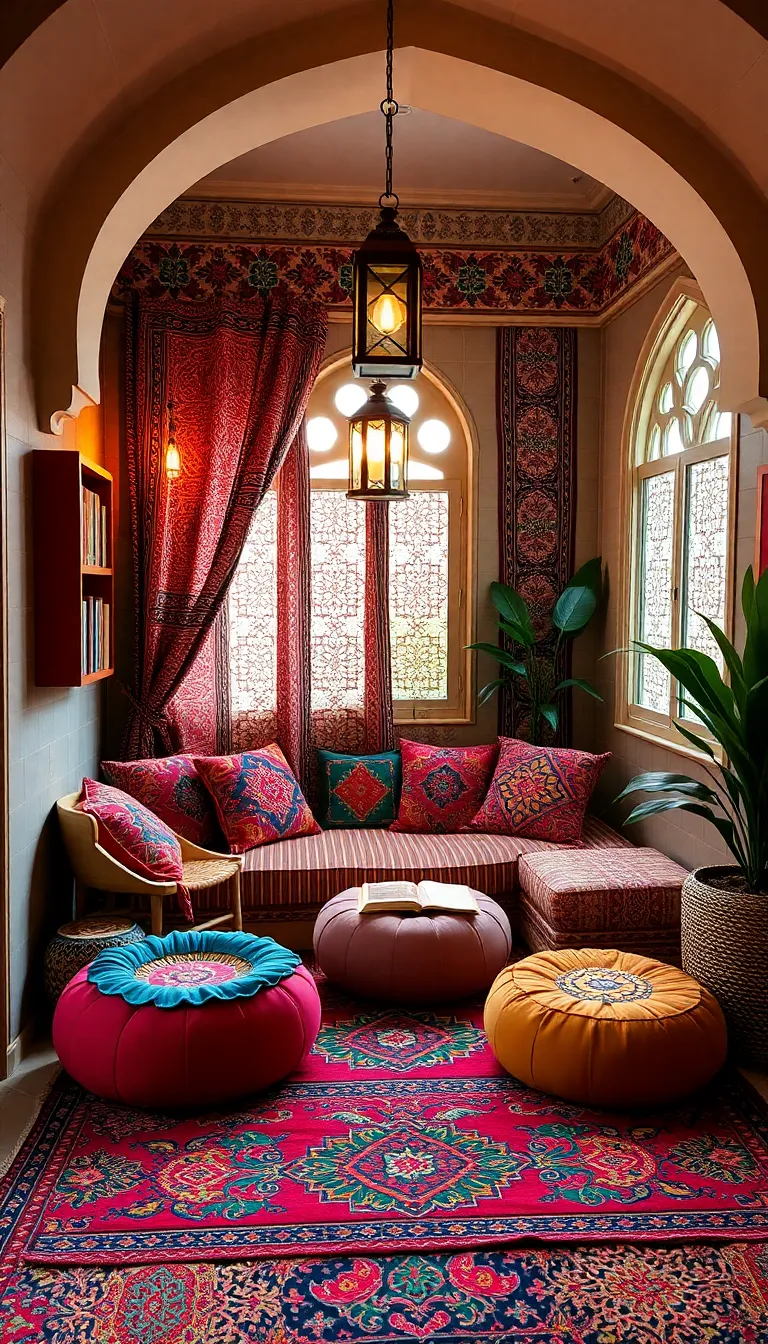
(358, 881), (420, 913)
(417, 880), (479, 913)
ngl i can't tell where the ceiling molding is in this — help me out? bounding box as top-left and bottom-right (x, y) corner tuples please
(152, 192), (634, 250)
(187, 177), (614, 211)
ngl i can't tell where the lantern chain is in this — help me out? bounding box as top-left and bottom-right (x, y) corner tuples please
(380, 0), (398, 210)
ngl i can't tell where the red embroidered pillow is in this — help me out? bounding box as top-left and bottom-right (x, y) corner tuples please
(465, 738), (610, 844)
(193, 744), (321, 854)
(101, 756), (222, 848)
(79, 779), (192, 920)
(390, 740), (498, 834)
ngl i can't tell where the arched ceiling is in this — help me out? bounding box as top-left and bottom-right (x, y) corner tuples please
(197, 109), (610, 209)
(2, 0), (767, 208)
(2, 0), (768, 427)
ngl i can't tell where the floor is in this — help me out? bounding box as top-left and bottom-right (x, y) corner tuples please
(2, 1043), (768, 1178)
(0, 1040), (59, 1175)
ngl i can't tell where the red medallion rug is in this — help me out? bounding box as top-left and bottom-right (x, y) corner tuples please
(1, 1242), (767, 1342)
(4, 995), (768, 1269)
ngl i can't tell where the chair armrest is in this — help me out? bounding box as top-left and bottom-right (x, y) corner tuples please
(177, 834), (244, 868)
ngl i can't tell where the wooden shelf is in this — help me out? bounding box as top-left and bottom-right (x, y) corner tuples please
(33, 449), (115, 687)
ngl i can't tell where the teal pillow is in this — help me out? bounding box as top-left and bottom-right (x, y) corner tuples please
(316, 749), (401, 829)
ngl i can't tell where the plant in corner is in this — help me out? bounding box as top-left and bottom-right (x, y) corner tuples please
(616, 564), (768, 1064)
(467, 556), (603, 744)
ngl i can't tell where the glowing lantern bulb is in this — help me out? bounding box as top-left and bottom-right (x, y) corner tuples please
(370, 292), (407, 336)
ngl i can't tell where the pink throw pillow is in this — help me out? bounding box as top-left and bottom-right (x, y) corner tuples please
(193, 744), (321, 854)
(101, 756), (222, 848)
(79, 779), (192, 920)
(390, 740), (498, 834)
(465, 737), (610, 844)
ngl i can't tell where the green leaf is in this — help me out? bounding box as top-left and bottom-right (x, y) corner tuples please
(697, 615), (746, 712)
(614, 771), (718, 805)
(466, 642), (526, 675)
(490, 583), (535, 645)
(552, 557), (602, 635)
(541, 703), (559, 733)
(743, 564), (768, 689)
(621, 798), (744, 870)
(742, 565), (756, 626)
(554, 677), (603, 701)
(673, 720), (716, 760)
(498, 620), (536, 649)
(477, 678), (505, 706)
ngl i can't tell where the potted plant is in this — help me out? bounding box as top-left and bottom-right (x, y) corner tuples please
(468, 557), (603, 744)
(616, 565), (768, 1065)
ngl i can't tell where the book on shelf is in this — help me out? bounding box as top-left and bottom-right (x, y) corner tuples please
(81, 486), (108, 568)
(358, 880), (479, 915)
(81, 596), (111, 676)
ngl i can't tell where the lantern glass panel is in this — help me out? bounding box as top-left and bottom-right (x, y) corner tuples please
(366, 265), (410, 358)
(390, 423), (405, 492)
(366, 419), (387, 489)
(350, 424), (363, 491)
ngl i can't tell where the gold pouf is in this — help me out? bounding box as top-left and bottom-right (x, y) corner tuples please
(484, 947), (727, 1107)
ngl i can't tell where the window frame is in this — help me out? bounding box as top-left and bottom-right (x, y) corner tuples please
(617, 283), (738, 760)
(307, 351), (477, 725)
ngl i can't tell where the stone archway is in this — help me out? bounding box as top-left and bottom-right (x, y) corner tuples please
(31, 3), (768, 429)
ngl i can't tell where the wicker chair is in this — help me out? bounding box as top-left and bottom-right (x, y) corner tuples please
(57, 792), (243, 936)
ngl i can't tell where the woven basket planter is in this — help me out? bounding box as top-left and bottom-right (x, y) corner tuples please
(682, 867), (768, 1067)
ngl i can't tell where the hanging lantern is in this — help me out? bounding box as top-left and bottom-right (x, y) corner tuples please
(347, 381), (410, 501)
(164, 400), (181, 481)
(350, 0), (422, 381)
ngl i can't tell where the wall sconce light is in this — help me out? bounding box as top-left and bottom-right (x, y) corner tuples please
(165, 400), (182, 481)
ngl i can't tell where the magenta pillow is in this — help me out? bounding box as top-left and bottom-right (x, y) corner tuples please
(465, 737), (610, 844)
(390, 739), (498, 834)
(193, 743), (321, 855)
(101, 756), (222, 848)
(79, 779), (192, 920)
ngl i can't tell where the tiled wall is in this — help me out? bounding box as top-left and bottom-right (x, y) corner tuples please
(590, 267), (761, 870)
(2, 180), (102, 1055)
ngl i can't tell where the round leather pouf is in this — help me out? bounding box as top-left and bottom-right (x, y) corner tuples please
(44, 916), (145, 1003)
(314, 888), (512, 1004)
(53, 930), (321, 1107)
(484, 947), (727, 1108)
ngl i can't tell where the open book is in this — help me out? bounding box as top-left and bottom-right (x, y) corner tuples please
(358, 880), (479, 915)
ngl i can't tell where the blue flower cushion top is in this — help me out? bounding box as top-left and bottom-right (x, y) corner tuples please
(316, 749), (401, 828)
(53, 929), (321, 1108)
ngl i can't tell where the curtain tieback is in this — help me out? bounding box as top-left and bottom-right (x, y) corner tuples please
(118, 683), (171, 732)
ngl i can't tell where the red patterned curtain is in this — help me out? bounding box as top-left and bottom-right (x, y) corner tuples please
(124, 294), (327, 759)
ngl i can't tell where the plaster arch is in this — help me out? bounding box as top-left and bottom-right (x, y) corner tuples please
(32, 2), (768, 431)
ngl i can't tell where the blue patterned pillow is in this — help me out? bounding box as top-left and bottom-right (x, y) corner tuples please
(316, 750), (401, 829)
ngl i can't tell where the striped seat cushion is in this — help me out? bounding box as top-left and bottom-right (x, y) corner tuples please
(232, 814), (628, 917)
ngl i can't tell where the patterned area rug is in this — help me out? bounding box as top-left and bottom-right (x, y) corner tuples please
(2, 1244), (767, 1342)
(5, 998), (768, 1267)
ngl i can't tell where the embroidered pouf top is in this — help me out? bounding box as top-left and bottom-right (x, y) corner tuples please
(484, 947), (727, 1108)
(54, 931), (320, 1107)
(88, 929), (300, 1008)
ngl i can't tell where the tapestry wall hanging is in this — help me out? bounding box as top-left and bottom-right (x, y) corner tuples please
(497, 326), (577, 738)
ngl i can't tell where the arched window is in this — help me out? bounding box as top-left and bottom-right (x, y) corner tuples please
(227, 355), (474, 750)
(622, 293), (736, 747)
(306, 354), (474, 725)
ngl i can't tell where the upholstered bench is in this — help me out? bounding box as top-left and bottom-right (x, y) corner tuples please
(168, 815), (629, 922)
(517, 847), (687, 964)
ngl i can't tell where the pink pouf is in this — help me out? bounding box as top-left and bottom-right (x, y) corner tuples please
(53, 930), (321, 1108)
(314, 887), (512, 1004)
